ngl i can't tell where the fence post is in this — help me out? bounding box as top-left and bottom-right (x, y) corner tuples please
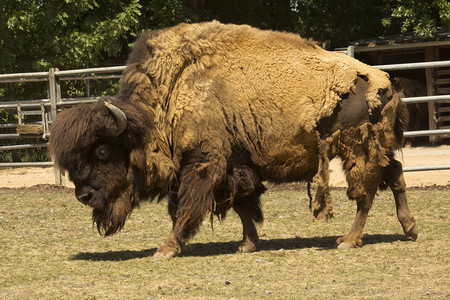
(346, 45), (355, 57)
(48, 68), (66, 186)
(424, 49), (438, 143)
(48, 68), (59, 122)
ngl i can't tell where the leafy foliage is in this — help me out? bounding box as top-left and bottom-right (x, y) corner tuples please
(0, 0), (143, 72)
(1, 0), (448, 73)
(384, 0), (450, 36)
(291, 0), (397, 48)
(191, 0), (294, 31)
(291, 0), (449, 47)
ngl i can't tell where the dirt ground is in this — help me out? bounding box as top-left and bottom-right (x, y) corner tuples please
(1, 145), (449, 188)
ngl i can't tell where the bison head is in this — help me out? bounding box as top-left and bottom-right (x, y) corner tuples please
(49, 99), (152, 236)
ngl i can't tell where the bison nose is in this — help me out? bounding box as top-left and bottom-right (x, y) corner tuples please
(75, 186), (95, 205)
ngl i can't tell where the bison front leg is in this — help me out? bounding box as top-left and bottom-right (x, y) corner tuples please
(153, 193), (184, 259)
(154, 193), (209, 259)
(154, 229), (183, 259)
(153, 193), (210, 259)
(154, 157), (226, 259)
(383, 159), (418, 240)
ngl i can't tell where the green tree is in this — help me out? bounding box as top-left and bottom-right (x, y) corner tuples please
(383, 0), (450, 36)
(291, 0), (397, 48)
(189, 0), (294, 31)
(0, 0), (143, 73)
(291, 0), (450, 47)
(2, 0), (449, 72)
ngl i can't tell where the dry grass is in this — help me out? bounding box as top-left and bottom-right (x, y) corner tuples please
(0, 185), (449, 299)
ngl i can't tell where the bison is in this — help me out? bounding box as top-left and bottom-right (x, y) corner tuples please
(49, 21), (418, 258)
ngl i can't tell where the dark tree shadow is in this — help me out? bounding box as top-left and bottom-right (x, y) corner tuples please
(71, 233), (412, 261)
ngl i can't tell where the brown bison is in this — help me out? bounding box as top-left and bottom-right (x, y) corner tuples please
(49, 21), (417, 258)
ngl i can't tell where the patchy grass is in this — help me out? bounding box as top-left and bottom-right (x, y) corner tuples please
(0, 185), (449, 299)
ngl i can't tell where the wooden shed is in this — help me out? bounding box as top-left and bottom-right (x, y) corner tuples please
(344, 29), (450, 142)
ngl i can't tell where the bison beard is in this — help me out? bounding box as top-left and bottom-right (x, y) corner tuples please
(92, 197), (129, 236)
(49, 21), (418, 258)
(92, 180), (138, 236)
(92, 156), (144, 236)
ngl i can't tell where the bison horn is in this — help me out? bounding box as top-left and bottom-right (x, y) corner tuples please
(104, 101), (127, 137)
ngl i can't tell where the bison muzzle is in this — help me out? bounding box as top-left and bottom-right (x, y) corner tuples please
(49, 21), (418, 258)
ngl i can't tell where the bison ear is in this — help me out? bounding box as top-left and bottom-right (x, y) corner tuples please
(104, 101), (127, 137)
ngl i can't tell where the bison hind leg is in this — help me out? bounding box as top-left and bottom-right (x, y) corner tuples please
(233, 194), (264, 253)
(229, 165), (266, 253)
(337, 149), (381, 249)
(381, 158), (418, 240)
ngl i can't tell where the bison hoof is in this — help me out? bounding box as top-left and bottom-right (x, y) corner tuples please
(337, 241), (356, 249)
(313, 209), (334, 221)
(405, 222), (418, 241)
(336, 236), (362, 249)
(238, 239), (257, 253)
(153, 244), (181, 259)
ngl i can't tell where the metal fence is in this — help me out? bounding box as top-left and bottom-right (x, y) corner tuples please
(375, 60), (450, 141)
(0, 66), (125, 184)
(0, 59), (449, 184)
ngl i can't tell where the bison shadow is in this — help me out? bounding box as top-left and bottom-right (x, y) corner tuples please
(71, 233), (411, 261)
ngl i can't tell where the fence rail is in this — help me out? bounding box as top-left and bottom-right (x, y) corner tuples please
(0, 162), (53, 168)
(1, 60), (450, 184)
(0, 143), (48, 151)
(375, 60), (450, 71)
(402, 94), (450, 103)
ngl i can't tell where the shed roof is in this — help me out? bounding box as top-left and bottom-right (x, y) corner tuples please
(350, 28), (450, 48)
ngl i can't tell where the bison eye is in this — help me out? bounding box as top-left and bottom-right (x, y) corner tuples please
(95, 144), (112, 161)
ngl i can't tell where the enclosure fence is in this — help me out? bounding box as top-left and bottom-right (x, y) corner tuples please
(1, 59), (450, 184)
(373, 59), (450, 171)
(0, 66), (125, 184)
